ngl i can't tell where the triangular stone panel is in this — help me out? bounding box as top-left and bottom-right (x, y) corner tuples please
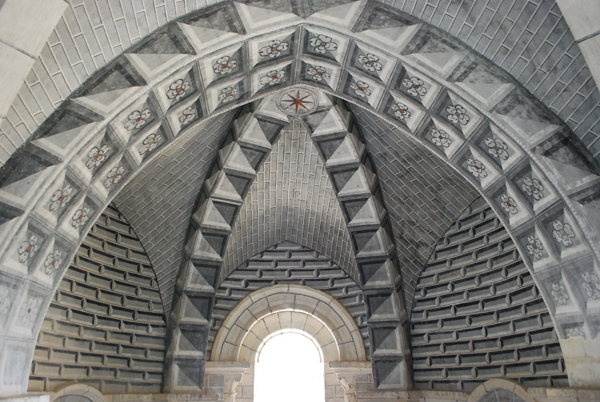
(234, 2), (303, 32)
(185, 229), (223, 262)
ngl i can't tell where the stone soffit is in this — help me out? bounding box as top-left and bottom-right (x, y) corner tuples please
(0, 0), (600, 395)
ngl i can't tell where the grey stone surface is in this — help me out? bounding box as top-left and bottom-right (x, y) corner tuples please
(114, 110), (237, 314)
(28, 204), (167, 394)
(0, 0), (599, 395)
(211, 241), (369, 357)
(3, 0), (600, 165)
(410, 196), (567, 391)
(222, 121), (360, 284)
(350, 104), (480, 311)
(384, 0), (600, 159)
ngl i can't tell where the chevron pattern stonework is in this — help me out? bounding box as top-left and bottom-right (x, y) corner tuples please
(0, 0), (596, 398)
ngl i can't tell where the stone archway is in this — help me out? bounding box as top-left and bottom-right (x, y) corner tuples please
(467, 379), (536, 402)
(0, 0), (600, 395)
(50, 384), (108, 402)
(211, 284), (367, 362)
(209, 284), (366, 402)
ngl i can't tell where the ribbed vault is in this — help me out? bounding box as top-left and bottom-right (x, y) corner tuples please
(165, 94), (412, 391)
(0, 0), (599, 395)
(222, 119), (359, 283)
(114, 111), (239, 313)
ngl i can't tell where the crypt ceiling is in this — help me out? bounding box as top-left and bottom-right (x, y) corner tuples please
(0, 0), (599, 395)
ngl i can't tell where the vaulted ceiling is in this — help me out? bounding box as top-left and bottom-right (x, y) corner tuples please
(1, 0), (600, 396)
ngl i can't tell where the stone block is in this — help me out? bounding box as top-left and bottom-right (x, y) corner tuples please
(247, 297), (271, 319)
(577, 37), (600, 96)
(560, 335), (600, 387)
(242, 385), (254, 398)
(0, 0), (67, 56)
(0, 43), (35, 119)
(556, 0), (600, 41)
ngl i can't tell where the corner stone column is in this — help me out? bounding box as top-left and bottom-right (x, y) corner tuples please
(329, 362), (373, 402)
(204, 362), (250, 402)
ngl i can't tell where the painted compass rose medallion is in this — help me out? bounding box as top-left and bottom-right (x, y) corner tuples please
(277, 88), (319, 116)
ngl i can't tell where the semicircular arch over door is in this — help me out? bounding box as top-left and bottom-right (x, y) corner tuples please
(212, 284), (367, 362)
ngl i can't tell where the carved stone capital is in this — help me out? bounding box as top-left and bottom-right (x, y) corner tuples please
(330, 362), (371, 402)
(204, 361), (250, 402)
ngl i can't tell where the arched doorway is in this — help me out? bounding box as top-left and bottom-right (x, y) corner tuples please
(254, 330), (325, 402)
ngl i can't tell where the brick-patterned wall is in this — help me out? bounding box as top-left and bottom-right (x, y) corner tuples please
(113, 110), (236, 314)
(2, 0), (600, 164)
(210, 241), (368, 358)
(410, 196), (567, 391)
(350, 104), (480, 311)
(28, 204), (168, 394)
(222, 123), (360, 285)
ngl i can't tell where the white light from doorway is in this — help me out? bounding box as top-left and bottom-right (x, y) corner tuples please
(254, 330), (325, 402)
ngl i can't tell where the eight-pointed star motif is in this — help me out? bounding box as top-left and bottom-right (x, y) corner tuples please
(280, 91), (315, 114)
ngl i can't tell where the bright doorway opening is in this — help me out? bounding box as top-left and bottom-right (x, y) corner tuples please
(254, 330), (326, 402)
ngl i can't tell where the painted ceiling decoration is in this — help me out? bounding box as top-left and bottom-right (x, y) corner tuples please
(29, 204), (167, 394)
(210, 241), (368, 361)
(164, 95), (408, 391)
(411, 197), (567, 391)
(0, 0), (599, 395)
